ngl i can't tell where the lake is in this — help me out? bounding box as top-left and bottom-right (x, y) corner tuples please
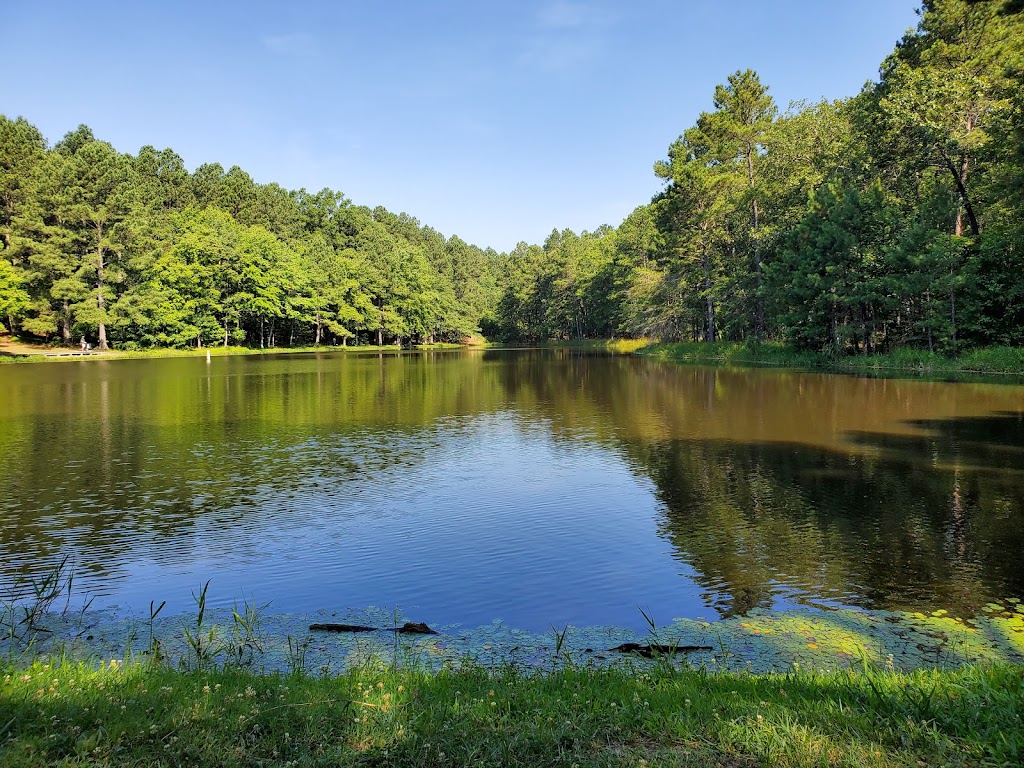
(1, 349), (1022, 633)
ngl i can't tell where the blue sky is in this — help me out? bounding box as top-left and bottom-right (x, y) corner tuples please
(4, 1), (920, 252)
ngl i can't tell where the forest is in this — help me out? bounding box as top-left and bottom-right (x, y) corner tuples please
(1, 0), (1022, 354)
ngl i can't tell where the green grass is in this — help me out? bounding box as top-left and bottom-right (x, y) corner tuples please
(639, 342), (1024, 380)
(2, 656), (1021, 767)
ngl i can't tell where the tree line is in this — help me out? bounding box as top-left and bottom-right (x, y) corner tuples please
(0, 124), (502, 349)
(487, 0), (1024, 353)
(2, 0), (1022, 354)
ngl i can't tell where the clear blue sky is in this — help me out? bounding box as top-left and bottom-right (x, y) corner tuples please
(3, 1), (920, 253)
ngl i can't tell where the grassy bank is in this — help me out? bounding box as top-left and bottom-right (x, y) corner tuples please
(2, 656), (1022, 767)
(0, 342), (460, 364)
(639, 342), (1024, 379)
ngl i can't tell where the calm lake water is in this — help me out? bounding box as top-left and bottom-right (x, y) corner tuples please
(1, 349), (1022, 632)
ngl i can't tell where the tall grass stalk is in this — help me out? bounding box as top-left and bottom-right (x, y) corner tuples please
(1, 557), (92, 655)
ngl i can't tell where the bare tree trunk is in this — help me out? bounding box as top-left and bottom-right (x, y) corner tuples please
(954, 111), (976, 237)
(861, 303), (869, 355)
(700, 230), (716, 344)
(947, 119), (975, 351)
(377, 298), (385, 346)
(926, 289), (934, 352)
(830, 289), (838, 349)
(61, 300), (71, 344)
(746, 148), (764, 338)
(95, 224), (109, 350)
(702, 241), (715, 344)
(950, 289), (957, 350)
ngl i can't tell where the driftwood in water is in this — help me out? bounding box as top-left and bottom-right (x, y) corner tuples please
(308, 623), (378, 633)
(308, 621), (438, 635)
(608, 642), (713, 658)
(391, 622), (438, 635)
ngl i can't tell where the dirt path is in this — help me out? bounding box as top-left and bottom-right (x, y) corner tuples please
(0, 335), (107, 358)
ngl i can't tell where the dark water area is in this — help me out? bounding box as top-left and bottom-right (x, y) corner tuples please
(1, 349), (1022, 633)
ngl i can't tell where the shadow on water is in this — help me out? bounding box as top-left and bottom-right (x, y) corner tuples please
(631, 434), (1024, 620)
(908, 411), (1024, 448)
(845, 412), (1024, 472)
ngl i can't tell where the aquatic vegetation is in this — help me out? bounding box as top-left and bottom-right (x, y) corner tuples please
(2, 590), (1022, 767)
(0, 557), (93, 653)
(5, 597), (1022, 676)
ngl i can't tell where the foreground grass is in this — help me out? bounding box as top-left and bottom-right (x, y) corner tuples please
(2, 658), (1021, 767)
(640, 342), (1024, 379)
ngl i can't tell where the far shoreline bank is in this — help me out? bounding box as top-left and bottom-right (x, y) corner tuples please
(0, 341), (469, 365)
(5, 335), (1024, 385)
(637, 341), (1024, 382)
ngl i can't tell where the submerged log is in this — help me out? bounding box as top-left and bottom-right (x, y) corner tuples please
(308, 623), (378, 633)
(608, 642), (713, 658)
(392, 621), (438, 635)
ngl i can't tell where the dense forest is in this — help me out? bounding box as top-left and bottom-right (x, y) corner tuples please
(0, 130), (504, 350)
(1, 0), (1022, 353)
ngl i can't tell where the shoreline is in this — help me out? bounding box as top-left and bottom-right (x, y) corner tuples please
(6, 336), (1024, 385)
(6, 601), (1022, 677)
(3, 602), (1022, 766)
